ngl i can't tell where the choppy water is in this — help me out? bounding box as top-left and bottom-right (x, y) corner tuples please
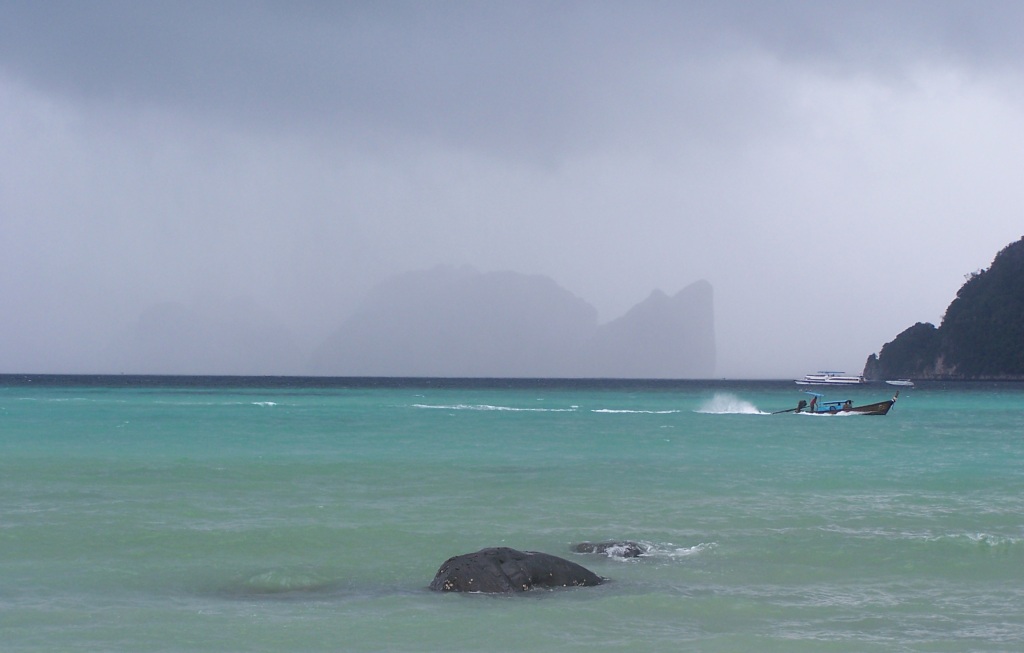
(2, 376), (1023, 652)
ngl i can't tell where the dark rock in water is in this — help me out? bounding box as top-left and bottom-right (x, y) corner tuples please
(429, 547), (604, 593)
(571, 541), (648, 558)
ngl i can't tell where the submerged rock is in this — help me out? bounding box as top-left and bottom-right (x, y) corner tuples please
(571, 541), (649, 558)
(218, 568), (339, 599)
(429, 547), (604, 593)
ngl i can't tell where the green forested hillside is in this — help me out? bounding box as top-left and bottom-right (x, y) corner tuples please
(864, 236), (1024, 380)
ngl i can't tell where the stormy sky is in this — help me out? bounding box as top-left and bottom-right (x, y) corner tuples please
(2, 1), (1022, 378)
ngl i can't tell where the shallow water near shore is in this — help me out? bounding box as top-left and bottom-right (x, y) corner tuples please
(2, 376), (1023, 651)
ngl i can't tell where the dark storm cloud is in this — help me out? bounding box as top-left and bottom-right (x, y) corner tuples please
(5, 1), (1020, 159)
(2, 2), (677, 161)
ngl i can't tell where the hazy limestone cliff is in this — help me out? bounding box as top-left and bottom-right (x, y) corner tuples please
(864, 236), (1024, 380)
(311, 267), (715, 378)
(583, 284), (715, 378)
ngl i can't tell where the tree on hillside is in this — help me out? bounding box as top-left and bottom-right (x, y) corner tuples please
(941, 238), (1024, 376)
(863, 322), (940, 379)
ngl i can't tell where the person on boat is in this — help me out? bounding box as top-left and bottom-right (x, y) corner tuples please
(842, 399), (853, 411)
(808, 395), (818, 412)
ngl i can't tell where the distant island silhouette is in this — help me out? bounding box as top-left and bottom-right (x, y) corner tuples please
(864, 236), (1024, 380)
(310, 266), (715, 378)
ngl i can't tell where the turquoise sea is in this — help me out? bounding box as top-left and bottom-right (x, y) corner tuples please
(2, 376), (1023, 652)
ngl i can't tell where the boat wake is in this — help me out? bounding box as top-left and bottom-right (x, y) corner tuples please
(694, 393), (766, 415)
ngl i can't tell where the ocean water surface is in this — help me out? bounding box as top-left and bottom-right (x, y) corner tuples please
(2, 376), (1023, 652)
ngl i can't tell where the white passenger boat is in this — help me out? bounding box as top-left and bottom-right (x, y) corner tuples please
(795, 371), (866, 386)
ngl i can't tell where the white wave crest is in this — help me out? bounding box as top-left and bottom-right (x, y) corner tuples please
(694, 393), (766, 414)
(597, 540), (717, 560)
(932, 532), (1023, 548)
(412, 404), (577, 412)
(591, 409), (681, 414)
(656, 542), (718, 558)
(822, 525), (1023, 549)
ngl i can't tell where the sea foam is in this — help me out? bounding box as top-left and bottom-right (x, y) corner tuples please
(412, 403), (578, 412)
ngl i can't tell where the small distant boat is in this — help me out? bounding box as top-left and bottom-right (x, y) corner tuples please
(886, 379), (915, 387)
(773, 391), (899, 416)
(795, 371), (866, 386)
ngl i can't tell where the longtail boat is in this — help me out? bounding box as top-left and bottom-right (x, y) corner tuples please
(773, 391), (899, 416)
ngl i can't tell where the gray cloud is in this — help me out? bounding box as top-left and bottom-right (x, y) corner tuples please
(9, 2), (1021, 158)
